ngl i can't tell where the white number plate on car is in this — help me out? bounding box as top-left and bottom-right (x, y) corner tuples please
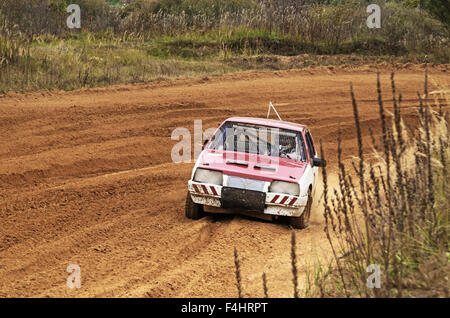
(226, 176), (265, 192)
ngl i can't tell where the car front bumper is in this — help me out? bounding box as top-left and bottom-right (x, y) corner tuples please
(188, 180), (308, 217)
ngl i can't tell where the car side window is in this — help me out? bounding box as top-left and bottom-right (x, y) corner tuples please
(305, 131), (316, 160)
(297, 134), (307, 162)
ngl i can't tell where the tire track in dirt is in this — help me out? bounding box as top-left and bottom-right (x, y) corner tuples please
(0, 66), (448, 297)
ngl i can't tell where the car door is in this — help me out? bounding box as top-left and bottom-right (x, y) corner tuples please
(304, 130), (318, 197)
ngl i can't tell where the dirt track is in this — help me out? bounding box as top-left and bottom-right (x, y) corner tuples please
(0, 65), (448, 297)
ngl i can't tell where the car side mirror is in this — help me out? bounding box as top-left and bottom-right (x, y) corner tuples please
(313, 157), (326, 167)
(202, 137), (211, 150)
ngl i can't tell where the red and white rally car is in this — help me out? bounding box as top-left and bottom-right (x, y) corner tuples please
(185, 117), (326, 229)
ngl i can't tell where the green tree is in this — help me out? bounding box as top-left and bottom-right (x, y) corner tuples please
(423, 0), (450, 30)
(402, 0), (450, 30)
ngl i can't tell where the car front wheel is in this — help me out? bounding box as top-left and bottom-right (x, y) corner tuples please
(185, 191), (205, 220)
(289, 190), (312, 229)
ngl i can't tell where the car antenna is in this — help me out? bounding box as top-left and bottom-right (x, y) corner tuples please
(267, 101), (283, 121)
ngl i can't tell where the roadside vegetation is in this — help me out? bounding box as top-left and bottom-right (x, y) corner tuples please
(306, 72), (449, 297)
(232, 72), (448, 298)
(0, 0), (449, 93)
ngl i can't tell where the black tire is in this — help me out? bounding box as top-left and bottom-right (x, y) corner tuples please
(289, 189), (312, 229)
(185, 191), (204, 220)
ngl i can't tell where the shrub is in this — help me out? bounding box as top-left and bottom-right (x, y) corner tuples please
(316, 72), (449, 297)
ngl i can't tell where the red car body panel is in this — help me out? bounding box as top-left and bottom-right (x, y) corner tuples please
(199, 117), (310, 183)
(198, 149), (307, 183)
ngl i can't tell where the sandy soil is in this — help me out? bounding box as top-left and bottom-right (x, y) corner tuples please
(0, 64), (448, 297)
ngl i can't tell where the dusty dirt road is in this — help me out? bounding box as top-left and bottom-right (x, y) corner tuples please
(0, 65), (448, 297)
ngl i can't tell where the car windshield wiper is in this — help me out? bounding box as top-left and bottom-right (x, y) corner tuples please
(226, 160), (249, 167)
(254, 164), (276, 171)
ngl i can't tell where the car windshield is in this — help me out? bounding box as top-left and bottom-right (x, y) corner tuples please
(209, 121), (306, 161)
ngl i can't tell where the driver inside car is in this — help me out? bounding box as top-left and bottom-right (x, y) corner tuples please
(279, 139), (298, 160)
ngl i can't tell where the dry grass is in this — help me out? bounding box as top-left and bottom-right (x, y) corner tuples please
(291, 231), (299, 298)
(311, 71), (449, 297)
(234, 247), (243, 298)
(231, 71), (448, 298)
(0, 1), (448, 93)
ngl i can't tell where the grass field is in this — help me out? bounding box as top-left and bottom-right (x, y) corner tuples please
(0, 0), (448, 93)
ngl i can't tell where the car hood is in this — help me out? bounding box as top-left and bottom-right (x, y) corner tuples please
(198, 149), (307, 183)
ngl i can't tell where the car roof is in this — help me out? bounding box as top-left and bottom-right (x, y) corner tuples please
(224, 117), (307, 132)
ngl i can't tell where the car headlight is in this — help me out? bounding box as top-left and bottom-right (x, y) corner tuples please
(269, 181), (300, 196)
(193, 168), (223, 185)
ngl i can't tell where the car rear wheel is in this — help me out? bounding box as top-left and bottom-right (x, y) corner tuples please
(185, 191), (205, 220)
(289, 190), (312, 229)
